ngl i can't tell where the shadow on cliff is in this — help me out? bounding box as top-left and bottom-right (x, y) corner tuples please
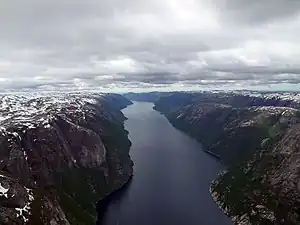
(96, 178), (133, 225)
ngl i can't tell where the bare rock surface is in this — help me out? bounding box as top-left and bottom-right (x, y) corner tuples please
(152, 91), (300, 224)
(0, 92), (133, 224)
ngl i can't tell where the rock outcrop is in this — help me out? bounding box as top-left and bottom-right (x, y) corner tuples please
(211, 124), (300, 225)
(152, 91), (300, 224)
(0, 92), (133, 224)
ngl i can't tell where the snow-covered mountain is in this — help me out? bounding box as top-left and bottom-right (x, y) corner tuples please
(0, 92), (133, 224)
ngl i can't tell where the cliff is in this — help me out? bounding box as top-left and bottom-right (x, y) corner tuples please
(211, 123), (300, 224)
(153, 92), (300, 224)
(0, 92), (133, 225)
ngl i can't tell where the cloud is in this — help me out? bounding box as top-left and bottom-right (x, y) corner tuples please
(209, 0), (300, 25)
(0, 0), (300, 92)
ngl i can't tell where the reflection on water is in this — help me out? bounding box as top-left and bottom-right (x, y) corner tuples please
(96, 179), (133, 225)
(95, 102), (232, 225)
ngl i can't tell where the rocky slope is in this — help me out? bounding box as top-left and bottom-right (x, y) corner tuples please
(153, 92), (300, 224)
(211, 124), (300, 225)
(0, 92), (133, 225)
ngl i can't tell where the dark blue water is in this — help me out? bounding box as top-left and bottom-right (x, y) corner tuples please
(97, 102), (232, 225)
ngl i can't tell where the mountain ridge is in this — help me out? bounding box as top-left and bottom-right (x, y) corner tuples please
(142, 91), (300, 224)
(0, 93), (133, 224)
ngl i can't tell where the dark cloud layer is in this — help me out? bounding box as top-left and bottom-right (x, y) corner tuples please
(0, 0), (300, 92)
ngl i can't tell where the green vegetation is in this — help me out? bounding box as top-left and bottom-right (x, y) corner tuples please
(56, 168), (106, 224)
(58, 188), (95, 225)
(28, 189), (44, 225)
(212, 133), (300, 224)
(168, 108), (270, 165)
(55, 120), (132, 224)
(155, 98), (300, 224)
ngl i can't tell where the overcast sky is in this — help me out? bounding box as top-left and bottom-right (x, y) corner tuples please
(1, 0), (300, 92)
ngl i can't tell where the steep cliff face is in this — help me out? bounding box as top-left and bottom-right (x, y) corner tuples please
(0, 93), (133, 225)
(155, 93), (300, 164)
(211, 124), (300, 225)
(154, 92), (300, 224)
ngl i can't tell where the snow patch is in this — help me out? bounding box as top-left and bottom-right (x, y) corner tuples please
(0, 126), (6, 133)
(15, 188), (34, 223)
(44, 123), (51, 129)
(239, 120), (254, 127)
(0, 182), (9, 198)
(0, 92), (104, 130)
(0, 115), (10, 123)
(176, 113), (184, 119)
(12, 132), (21, 140)
(23, 151), (28, 161)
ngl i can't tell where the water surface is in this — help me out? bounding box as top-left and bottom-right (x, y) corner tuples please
(98, 102), (232, 225)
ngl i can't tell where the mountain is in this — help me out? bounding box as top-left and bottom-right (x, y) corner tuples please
(0, 92), (133, 225)
(152, 91), (300, 224)
(123, 92), (172, 102)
